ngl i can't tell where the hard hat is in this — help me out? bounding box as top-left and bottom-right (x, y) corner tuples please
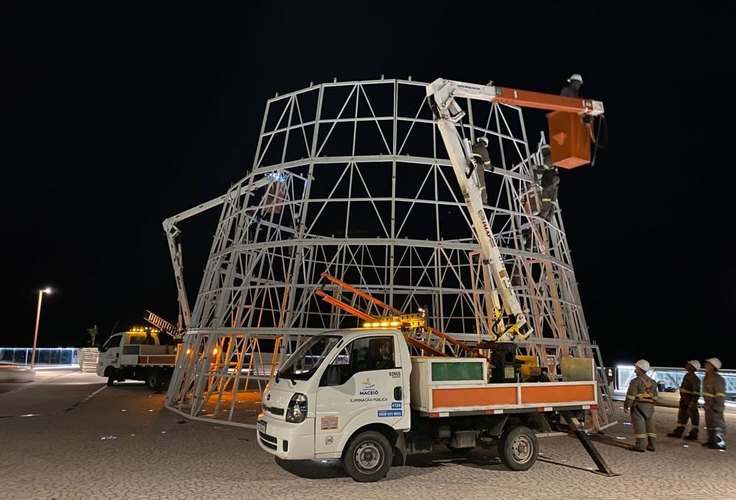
(705, 357), (722, 370)
(478, 136), (489, 146)
(567, 73), (583, 83)
(634, 359), (650, 371)
(686, 360), (701, 370)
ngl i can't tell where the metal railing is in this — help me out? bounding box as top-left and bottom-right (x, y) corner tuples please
(613, 365), (736, 401)
(0, 348), (80, 369)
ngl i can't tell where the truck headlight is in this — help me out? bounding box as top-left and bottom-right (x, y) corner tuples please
(285, 393), (308, 423)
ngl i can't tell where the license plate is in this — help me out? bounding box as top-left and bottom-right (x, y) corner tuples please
(257, 420), (267, 434)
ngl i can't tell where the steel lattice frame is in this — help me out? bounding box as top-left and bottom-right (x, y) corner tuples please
(165, 78), (609, 425)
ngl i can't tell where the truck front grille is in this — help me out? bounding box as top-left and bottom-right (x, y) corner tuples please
(263, 404), (284, 416)
(259, 431), (277, 450)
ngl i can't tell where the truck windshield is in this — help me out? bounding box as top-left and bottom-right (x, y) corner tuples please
(279, 335), (341, 381)
(102, 334), (122, 350)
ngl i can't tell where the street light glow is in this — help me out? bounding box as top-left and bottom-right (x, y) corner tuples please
(30, 286), (53, 370)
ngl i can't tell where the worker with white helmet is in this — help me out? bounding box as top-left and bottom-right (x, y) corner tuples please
(560, 73), (583, 98)
(702, 358), (727, 450)
(623, 359), (659, 452)
(666, 360), (702, 440)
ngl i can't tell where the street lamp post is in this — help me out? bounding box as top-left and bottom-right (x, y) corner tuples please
(30, 287), (52, 370)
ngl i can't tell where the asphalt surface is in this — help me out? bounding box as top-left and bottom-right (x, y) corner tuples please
(1, 370), (734, 500)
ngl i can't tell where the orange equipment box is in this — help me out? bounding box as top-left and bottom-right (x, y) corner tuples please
(547, 111), (591, 169)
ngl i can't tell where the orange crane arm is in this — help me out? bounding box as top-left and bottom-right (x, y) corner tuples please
(494, 87), (603, 115)
(426, 78), (604, 118)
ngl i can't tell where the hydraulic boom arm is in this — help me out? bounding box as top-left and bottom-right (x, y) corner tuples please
(426, 79), (604, 343)
(162, 173), (275, 332)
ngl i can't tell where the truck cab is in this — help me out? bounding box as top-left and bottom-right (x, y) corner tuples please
(97, 327), (177, 390)
(258, 328), (411, 481)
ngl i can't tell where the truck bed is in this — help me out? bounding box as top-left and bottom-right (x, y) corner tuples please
(120, 344), (177, 366)
(410, 356), (597, 417)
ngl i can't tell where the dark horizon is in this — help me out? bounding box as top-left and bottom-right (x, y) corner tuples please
(3, 2), (731, 369)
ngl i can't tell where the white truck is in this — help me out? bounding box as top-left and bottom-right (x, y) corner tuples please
(256, 327), (605, 481)
(257, 79), (610, 481)
(97, 328), (178, 390)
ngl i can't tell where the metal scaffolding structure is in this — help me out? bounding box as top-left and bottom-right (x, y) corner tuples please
(165, 77), (611, 426)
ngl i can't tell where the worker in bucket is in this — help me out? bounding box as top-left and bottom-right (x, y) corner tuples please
(560, 73), (596, 129)
(623, 359), (659, 452)
(471, 136), (492, 204)
(666, 360), (701, 441)
(560, 73), (583, 97)
(702, 358), (727, 450)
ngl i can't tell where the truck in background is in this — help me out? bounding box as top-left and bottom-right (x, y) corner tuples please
(97, 327), (178, 391)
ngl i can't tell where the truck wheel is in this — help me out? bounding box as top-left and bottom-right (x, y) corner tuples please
(145, 371), (162, 391)
(343, 430), (392, 482)
(498, 425), (538, 471)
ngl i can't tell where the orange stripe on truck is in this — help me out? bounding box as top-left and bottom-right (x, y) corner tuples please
(432, 386), (517, 407)
(521, 384), (594, 404)
(144, 355), (176, 364)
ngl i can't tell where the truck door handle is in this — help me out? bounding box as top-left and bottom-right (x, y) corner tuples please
(394, 386), (402, 400)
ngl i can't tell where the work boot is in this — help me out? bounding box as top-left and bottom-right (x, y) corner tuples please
(667, 427), (684, 438)
(683, 429), (699, 441)
(706, 443), (727, 450)
(646, 437), (656, 452)
(703, 430), (717, 447)
(633, 438), (647, 452)
(709, 430), (728, 450)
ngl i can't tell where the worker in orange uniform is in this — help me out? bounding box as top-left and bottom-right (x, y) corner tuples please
(666, 360), (701, 440)
(702, 358), (727, 450)
(623, 359), (659, 452)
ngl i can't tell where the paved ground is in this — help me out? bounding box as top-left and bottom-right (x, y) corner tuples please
(1, 371), (734, 500)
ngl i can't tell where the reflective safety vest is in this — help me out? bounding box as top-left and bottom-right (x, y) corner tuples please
(625, 374), (659, 409)
(637, 380), (656, 404)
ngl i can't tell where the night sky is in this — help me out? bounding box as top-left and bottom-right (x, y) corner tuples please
(2, 2), (731, 368)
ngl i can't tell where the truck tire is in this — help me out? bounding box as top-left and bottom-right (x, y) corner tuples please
(498, 425), (538, 471)
(145, 370), (162, 391)
(342, 430), (392, 482)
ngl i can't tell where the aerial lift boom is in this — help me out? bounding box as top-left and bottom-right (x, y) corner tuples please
(162, 173), (279, 333)
(426, 79), (603, 343)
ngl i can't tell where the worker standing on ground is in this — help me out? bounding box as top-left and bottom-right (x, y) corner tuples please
(623, 359), (659, 452)
(666, 360), (702, 440)
(560, 73), (583, 97)
(471, 136), (492, 204)
(702, 358), (727, 450)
